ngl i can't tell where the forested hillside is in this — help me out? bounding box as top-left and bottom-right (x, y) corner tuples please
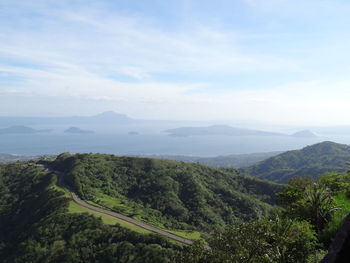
(0, 162), (178, 262)
(243, 141), (350, 183)
(52, 153), (282, 231)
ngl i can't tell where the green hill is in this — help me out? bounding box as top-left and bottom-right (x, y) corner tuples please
(0, 161), (177, 262)
(52, 153), (282, 231)
(243, 141), (350, 183)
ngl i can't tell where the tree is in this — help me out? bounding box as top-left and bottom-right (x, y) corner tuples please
(318, 172), (350, 195)
(304, 184), (338, 233)
(277, 177), (338, 233)
(175, 217), (318, 263)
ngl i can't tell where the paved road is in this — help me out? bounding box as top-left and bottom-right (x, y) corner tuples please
(51, 168), (195, 246)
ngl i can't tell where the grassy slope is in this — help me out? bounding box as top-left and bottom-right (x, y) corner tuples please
(87, 192), (204, 241)
(322, 193), (350, 241)
(50, 177), (151, 234)
(51, 174), (202, 241)
(333, 193), (350, 225)
(67, 201), (152, 234)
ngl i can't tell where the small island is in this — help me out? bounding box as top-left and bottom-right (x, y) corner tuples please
(64, 127), (95, 134)
(128, 131), (139, 135)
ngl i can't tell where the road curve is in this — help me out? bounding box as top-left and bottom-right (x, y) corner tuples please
(52, 168), (195, 246)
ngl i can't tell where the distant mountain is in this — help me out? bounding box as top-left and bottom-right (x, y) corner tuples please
(88, 111), (132, 123)
(0, 111), (134, 126)
(64, 127), (95, 134)
(291, 130), (317, 138)
(164, 125), (285, 137)
(0, 125), (51, 135)
(148, 151), (283, 168)
(243, 141), (350, 183)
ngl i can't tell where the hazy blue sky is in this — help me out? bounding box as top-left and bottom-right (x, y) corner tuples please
(1, 0), (350, 124)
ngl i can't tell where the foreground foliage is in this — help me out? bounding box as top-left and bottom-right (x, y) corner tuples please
(176, 217), (320, 263)
(177, 171), (350, 263)
(277, 177), (337, 233)
(277, 173), (350, 239)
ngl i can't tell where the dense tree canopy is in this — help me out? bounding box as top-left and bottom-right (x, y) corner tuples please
(52, 153), (282, 231)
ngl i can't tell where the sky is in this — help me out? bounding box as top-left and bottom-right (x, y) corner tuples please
(1, 0), (350, 125)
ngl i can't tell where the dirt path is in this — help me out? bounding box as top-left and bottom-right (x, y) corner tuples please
(52, 168), (195, 246)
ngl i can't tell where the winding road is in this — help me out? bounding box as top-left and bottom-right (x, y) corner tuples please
(51, 168), (195, 246)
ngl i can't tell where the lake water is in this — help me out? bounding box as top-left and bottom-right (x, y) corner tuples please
(1, 132), (349, 157)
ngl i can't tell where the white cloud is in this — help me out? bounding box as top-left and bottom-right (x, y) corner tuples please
(1, 1), (350, 125)
(0, 1), (297, 78)
(242, 0), (350, 19)
(0, 1), (298, 119)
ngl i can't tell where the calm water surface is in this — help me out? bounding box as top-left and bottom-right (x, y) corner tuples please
(1, 132), (348, 157)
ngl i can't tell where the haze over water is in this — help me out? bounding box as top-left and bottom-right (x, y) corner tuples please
(1, 130), (348, 157)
